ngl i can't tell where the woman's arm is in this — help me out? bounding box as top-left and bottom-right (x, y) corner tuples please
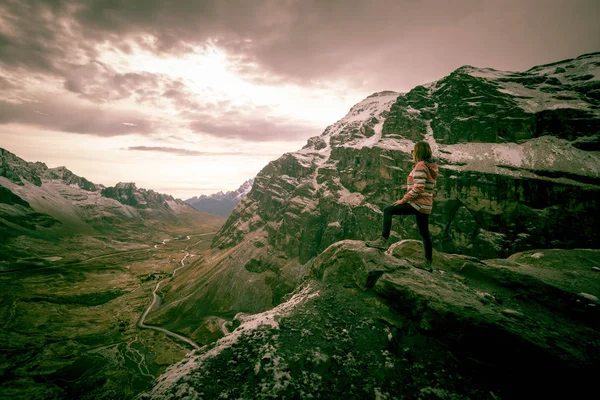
(398, 162), (427, 204)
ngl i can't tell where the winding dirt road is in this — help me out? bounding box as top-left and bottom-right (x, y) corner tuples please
(137, 247), (204, 350)
(137, 231), (219, 349)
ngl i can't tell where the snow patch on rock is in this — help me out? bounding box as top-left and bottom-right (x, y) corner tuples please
(145, 284), (319, 398)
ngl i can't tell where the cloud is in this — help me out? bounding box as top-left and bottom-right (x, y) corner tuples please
(0, 1), (85, 75)
(124, 146), (247, 156)
(0, 94), (154, 136)
(189, 116), (320, 142)
(63, 62), (162, 102)
(0, 76), (16, 90)
(3, 0), (599, 93)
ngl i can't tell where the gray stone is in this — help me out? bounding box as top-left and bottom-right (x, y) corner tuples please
(501, 309), (525, 319)
(579, 293), (599, 303)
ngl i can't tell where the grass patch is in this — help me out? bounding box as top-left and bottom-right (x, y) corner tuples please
(26, 289), (124, 306)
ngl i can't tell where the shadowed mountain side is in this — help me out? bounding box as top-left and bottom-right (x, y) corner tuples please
(141, 240), (600, 399)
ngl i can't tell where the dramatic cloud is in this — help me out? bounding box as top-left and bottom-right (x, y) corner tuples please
(64, 62), (160, 102)
(1, 1), (598, 89)
(2, 0), (598, 91)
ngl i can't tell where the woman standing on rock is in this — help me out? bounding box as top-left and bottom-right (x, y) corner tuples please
(366, 141), (438, 269)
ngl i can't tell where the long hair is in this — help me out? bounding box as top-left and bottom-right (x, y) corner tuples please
(413, 141), (432, 162)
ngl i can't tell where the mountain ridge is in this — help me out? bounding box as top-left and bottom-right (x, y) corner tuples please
(0, 147), (191, 208)
(185, 178), (254, 216)
(0, 147), (222, 249)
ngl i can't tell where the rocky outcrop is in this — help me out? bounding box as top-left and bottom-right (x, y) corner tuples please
(141, 240), (600, 399)
(0, 148), (44, 186)
(45, 166), (98, 192)
(185, 179), (254, 216)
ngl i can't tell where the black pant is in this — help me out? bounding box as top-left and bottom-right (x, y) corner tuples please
(382, 203), (432, 261)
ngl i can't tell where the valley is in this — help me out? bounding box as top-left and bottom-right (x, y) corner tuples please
(0, 228), (221, 400)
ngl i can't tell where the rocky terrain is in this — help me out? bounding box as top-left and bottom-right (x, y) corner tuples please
(141, 240), (600, 399)
(147, 52), (600, 338)
(185, 179), (254, 216)
(0, 149), (227, 399)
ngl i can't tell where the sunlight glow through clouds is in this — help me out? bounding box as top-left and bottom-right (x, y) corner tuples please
(2, 38), (362, 199)
(1, 38), (363, 198)
(97, 40), (359, 125)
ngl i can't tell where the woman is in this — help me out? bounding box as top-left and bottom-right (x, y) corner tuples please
(366, 141), (439, 269)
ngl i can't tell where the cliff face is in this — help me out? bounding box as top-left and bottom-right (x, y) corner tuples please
(151, 53), (600, 333)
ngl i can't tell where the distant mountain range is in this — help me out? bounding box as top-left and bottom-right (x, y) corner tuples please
(185, 179), (254, 216)
(0, 148), (224, 255)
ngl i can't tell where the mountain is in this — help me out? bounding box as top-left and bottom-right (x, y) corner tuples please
(140, 53), (600, 397)
(102, 182), (187, 210)
(0, 148), (223, 257)
(185, 179), (254, 216)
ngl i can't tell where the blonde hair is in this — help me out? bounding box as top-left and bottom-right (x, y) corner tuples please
(413, 141), (432, 162)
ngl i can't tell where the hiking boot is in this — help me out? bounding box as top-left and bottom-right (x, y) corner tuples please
(413, 259), (433, 272)
(365, 236), (388, 250)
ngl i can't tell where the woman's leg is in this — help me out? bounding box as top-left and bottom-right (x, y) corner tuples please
(382, 203), (417, 239)
(415, 212), (432, 261)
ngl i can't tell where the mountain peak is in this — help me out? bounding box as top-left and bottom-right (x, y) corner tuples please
(115, 182), (137, 189)
(365, 90), (400, 98)
(211, 51), (600, 260)
(0, 147), (101, 191)
(185, 178), (255, 216)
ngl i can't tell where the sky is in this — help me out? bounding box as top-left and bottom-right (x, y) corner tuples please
(0, 0), (598, 199)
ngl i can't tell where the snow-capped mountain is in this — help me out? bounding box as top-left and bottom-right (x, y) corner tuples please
(185, 179), (254, 216)
(147, 52), (600, 342)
